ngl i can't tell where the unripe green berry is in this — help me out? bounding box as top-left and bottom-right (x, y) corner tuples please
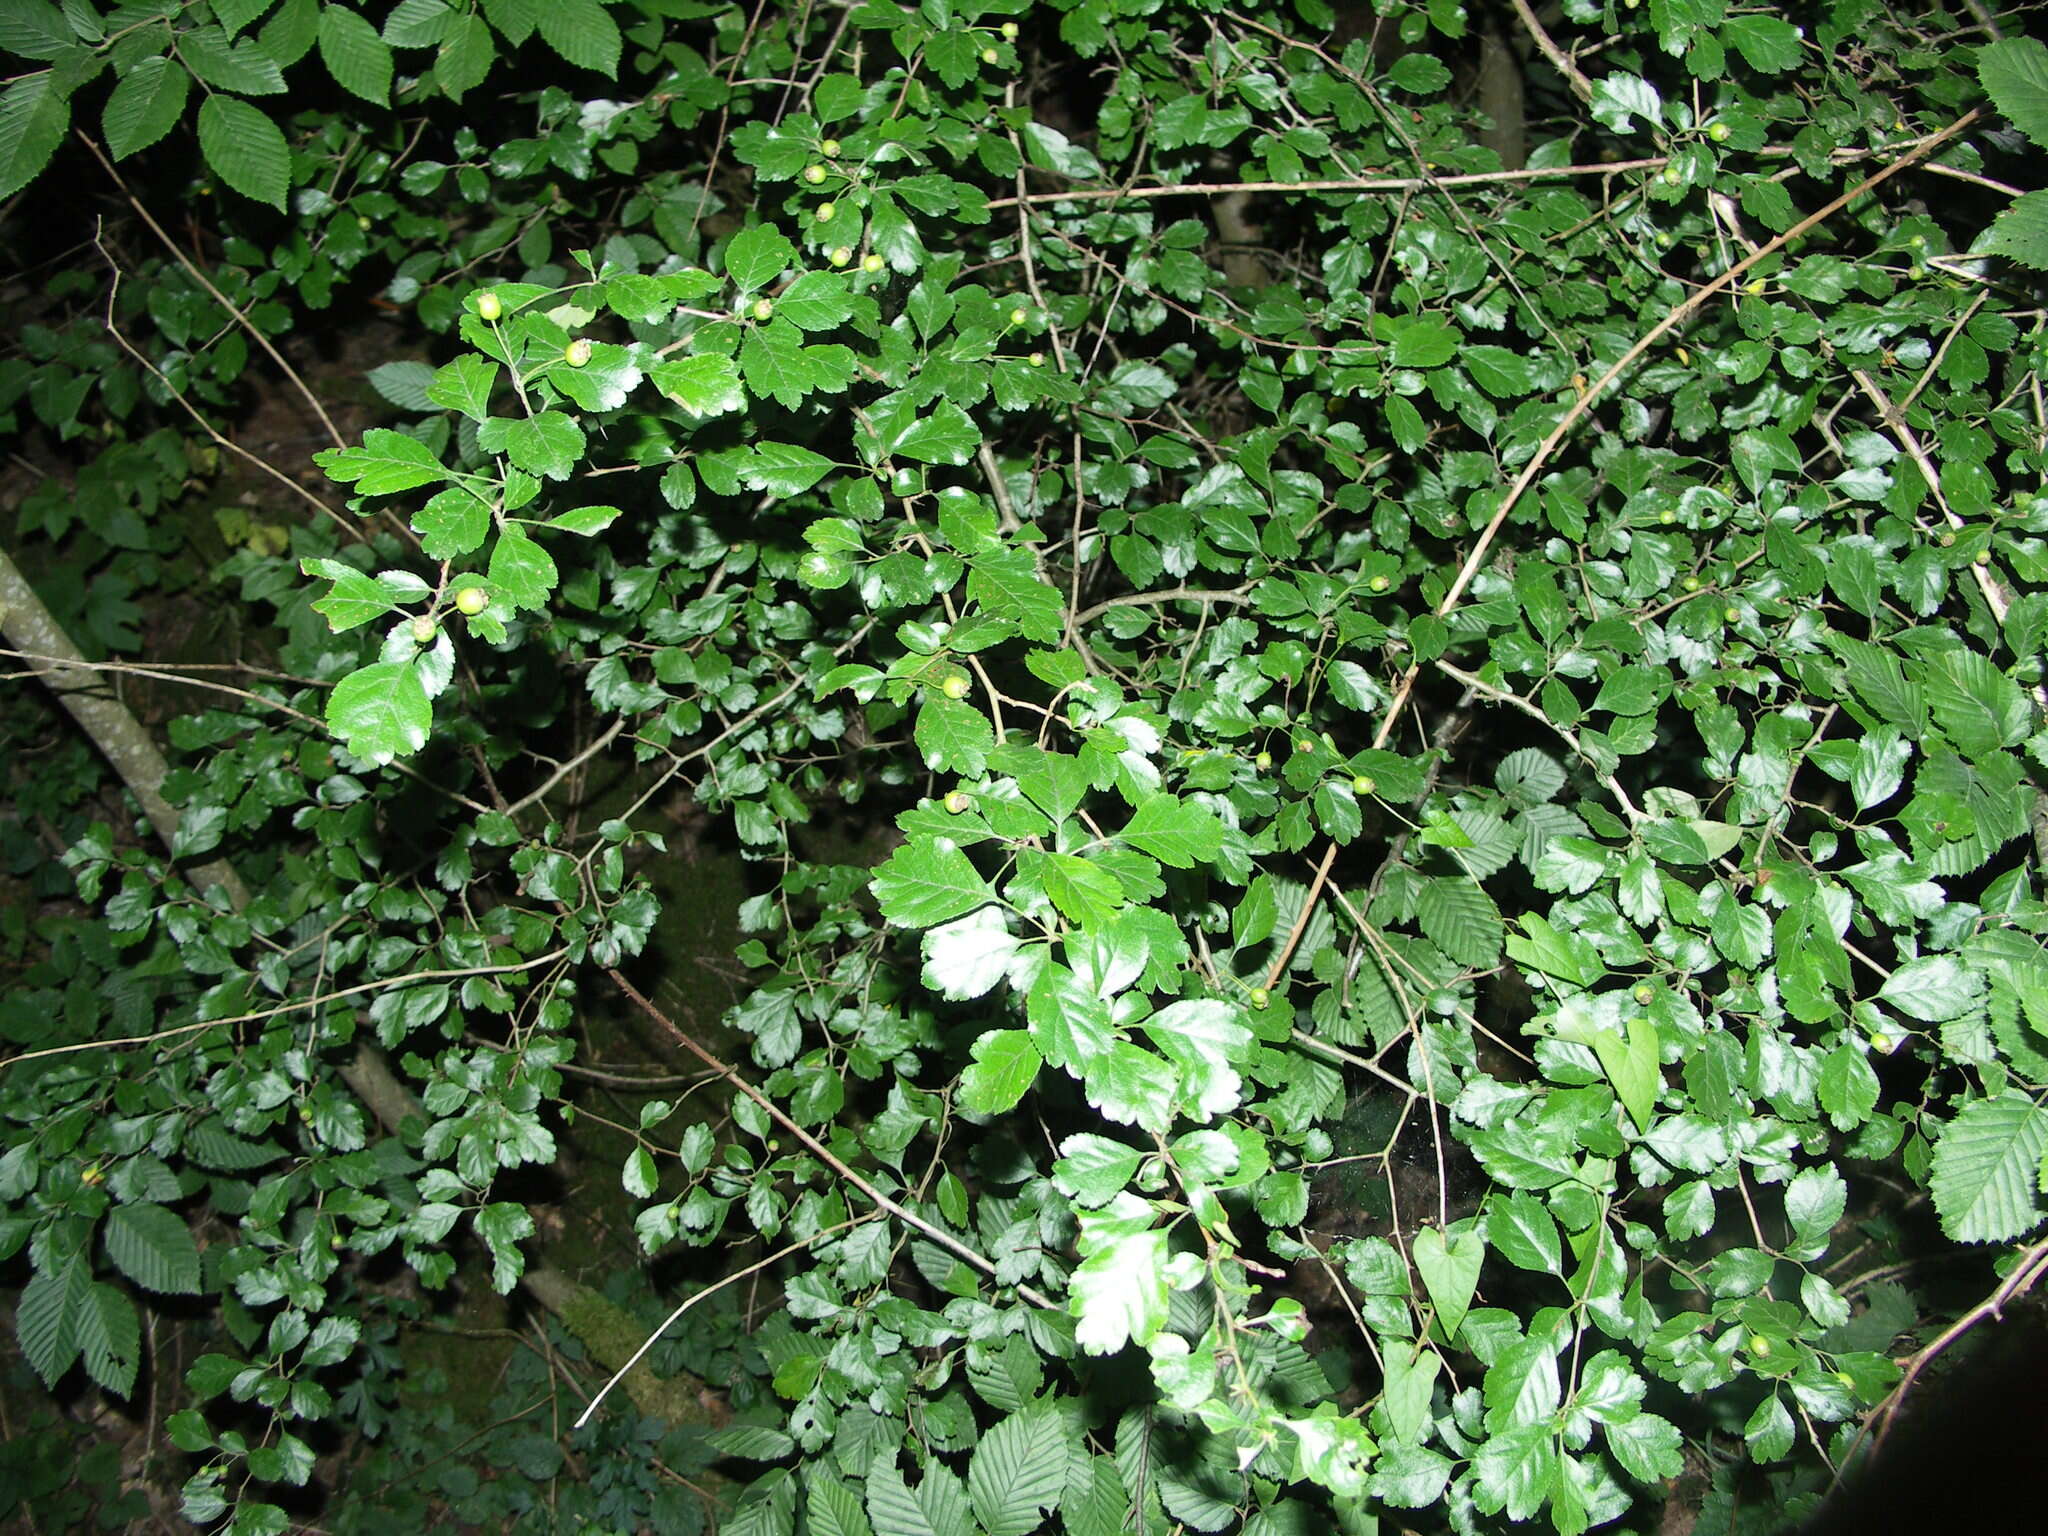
(1369, 574), (1390, 593)
(803, 164), (827, 184)
(564, 338), (592, 368)
(1254, 751), (1272, 769)
(751, 297), (775, 321)
(829, 246), (852, 266)
(357, 214), (372, 230)
(1352, 774), (1375, 796)
(476, 291), (503, 321)
(1974, 548), (1992, 566)
(1660, 166), (1682, 185)
(1633, 983), (1656, 1005)
(942, 673), (971, 700)
(944, 790), (972, 814)
(1682, 574), (1702, 591)
(1009, 306), (1028, 326)
(1249, 987), (1270, 1010)
(862, 252), (885, 273)
(981, 46), (999, 63)
(1659, 509), (1676, 524)
(1707, 122), (1730, 142)
(820, 138), (841, 157)
(1297, 738), (1317, 755)
(1001, 21), (1019, 38)
(815, 201), (836, 222)
(1027, 351), (1044, 367)
(454, 585), (489, 616)
(411, 617), (437, 644)
(1723, 606), (1741, 623)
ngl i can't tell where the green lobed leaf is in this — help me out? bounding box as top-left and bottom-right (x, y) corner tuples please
(1071, 1194), (1170, 1353)
(0, 75), (70, 202)
(477, 411), (584, 481)
(649, 353), (746, 417)
(196, 95), (289, 210)
(104, 1203), (203, 1294)
(1411, 1224), (1483, 1341)
(487, 524), (558, 611)
(959, 1030), (1042, 1116)
(1928, 1091), (2048, 1243)
(1979, 37), (2048, 151)
(724, 225), (795, 292)
(103, 57), (189, 161)
(317, 4), (393, 104)
(326, 661), (432, 765)
(872, 837), (999, 928)
(1414, 874), (1503, 968)
(532, 0), (619, 77)
(1119, 793), (1224, 868)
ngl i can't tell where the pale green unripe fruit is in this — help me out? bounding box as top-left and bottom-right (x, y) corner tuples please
(803, 164), (827, 185)
(862, 253), (885, 273)
(454, 586), (489, 615)
(564, 338), (592, 367)
(411, 617), (438, 644)
(942, 673), (971, 700)
(476, 292), (502, 321)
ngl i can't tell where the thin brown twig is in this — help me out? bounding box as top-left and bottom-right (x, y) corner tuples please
(608, 971), (1057, 1311)
(81, 134), (345, 449)
(92, 247), (357, 537)
(1858, 1236), (2048, 1462)
(984, 159), (1673, 209)
(1368, 107), (1984, 752)
(0, 947), (570, 1073)
(1511, 0), (1595, 102)
(574, 1215), (870, 1428)
(1263, 841), (1339, 990)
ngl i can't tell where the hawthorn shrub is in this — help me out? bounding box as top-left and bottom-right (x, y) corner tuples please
(4, 1), (2048, 1533)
